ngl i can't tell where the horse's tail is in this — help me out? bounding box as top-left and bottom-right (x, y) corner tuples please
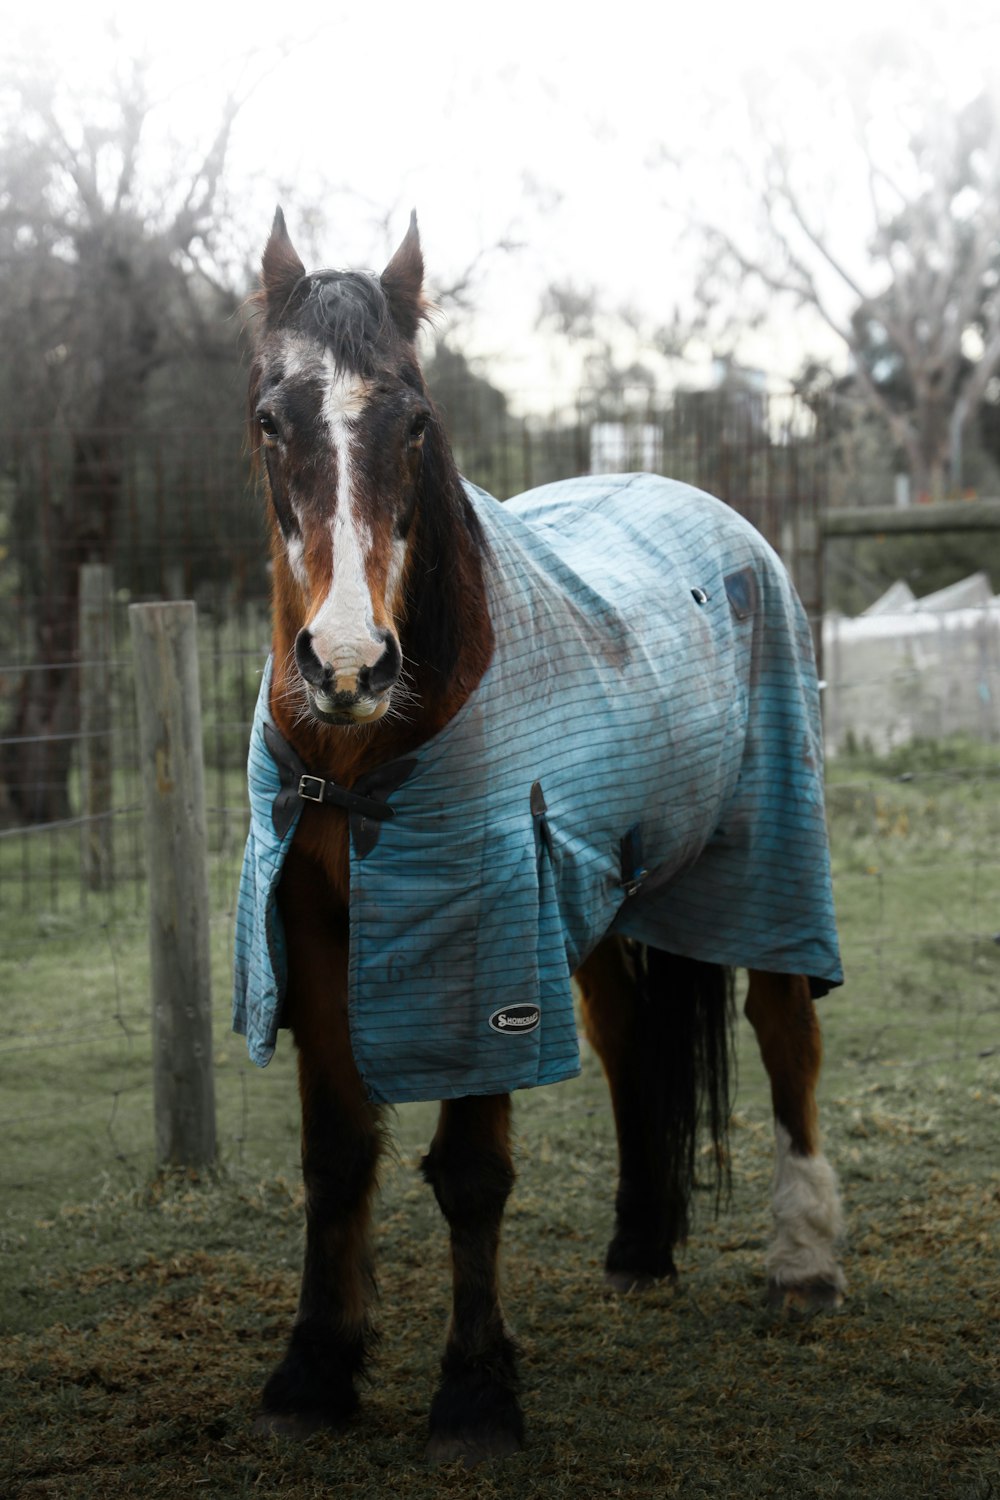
(634, 948), (735, 1245)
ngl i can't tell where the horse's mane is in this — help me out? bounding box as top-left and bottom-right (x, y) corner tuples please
(405, 403), (491, 688)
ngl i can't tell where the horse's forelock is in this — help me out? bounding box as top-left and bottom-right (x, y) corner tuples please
(297, 271), (394, 377)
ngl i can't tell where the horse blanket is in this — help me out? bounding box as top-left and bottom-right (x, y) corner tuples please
(233, 473), (842, 1104)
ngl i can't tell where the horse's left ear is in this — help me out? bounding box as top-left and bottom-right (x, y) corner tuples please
(381, 211), (427, 340)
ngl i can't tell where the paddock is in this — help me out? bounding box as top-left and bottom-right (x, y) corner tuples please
(2, 741), (997, 1498)
(2, 418), (998, 1491)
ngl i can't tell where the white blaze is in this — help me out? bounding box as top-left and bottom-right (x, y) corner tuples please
(307, 359), (385, 688)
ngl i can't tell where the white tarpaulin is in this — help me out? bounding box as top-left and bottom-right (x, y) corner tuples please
(824, 575), (1000, 754)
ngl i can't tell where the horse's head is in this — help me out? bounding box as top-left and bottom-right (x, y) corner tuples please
(249, 209), (434, 728)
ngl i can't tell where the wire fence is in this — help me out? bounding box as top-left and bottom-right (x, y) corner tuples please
(3, 734), (996, 1192)
(0, 605), (266, 1163)
(0, 601), (268, 912)
(1, 404), (997, 1195)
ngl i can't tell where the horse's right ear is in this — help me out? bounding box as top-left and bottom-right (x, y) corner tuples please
(261, 208), (306, 324)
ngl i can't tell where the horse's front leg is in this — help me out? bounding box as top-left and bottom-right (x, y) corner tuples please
(421, 1094), (522, 1464)
(745, 969), (846, 1313)
(256, 852), (382, 1436)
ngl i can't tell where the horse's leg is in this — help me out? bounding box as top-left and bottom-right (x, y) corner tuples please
(744, 969), (846, 1313)
(577, 937), (733, 1292)
(256, 851), (382, 1436)
(421, 1093), (522, 1465)
(577, 937), (674, 1290)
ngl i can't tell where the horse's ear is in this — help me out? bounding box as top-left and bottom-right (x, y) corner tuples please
(381, 211), (427, 340)
(261, 207), (306, 324)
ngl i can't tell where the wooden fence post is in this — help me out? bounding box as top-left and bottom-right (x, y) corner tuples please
(79, 563), (114, 889)
(129, 601), (217, 1170)
(782, 512), (824, 674)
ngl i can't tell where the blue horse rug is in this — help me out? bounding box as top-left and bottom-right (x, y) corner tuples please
(233, 473), (842, 1104)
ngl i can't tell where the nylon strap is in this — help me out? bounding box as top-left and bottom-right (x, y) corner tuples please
(263, 721), (416, 849)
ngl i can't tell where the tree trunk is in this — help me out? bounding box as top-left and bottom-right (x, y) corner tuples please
(1, 432), (121, 824)
(913, 392), (952, 504)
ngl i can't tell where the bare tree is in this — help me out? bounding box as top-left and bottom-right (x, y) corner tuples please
(0, 57), (244, 821)
(536, 281), (667, 408)
(687, 38), (1000, 502)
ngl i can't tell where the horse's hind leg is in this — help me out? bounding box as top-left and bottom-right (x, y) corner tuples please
(576, 938), (733, 1292)
(421, 1093), (522, 1465)
(256, 852), (382, 1436)
(744, 970), (846, 1313)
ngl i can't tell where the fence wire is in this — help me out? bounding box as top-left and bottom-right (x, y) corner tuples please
(1, 411), (998, 1192)
(2, 629), (998, 1191)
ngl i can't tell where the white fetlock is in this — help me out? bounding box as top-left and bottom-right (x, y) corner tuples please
(766, 1124), (847, 1295)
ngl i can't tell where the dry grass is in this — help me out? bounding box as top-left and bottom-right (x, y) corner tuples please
(2, 1077), (998, 1500)
(3, 744), (999, 1497)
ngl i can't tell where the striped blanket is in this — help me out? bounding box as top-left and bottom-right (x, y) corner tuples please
(233, 473), (842, 1104)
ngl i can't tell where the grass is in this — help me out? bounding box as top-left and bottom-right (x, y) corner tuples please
(1, 739), (999, 1497)
(824, 742), (1000, 1081)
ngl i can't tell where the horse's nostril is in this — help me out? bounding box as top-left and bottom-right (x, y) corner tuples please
(294, 627), (331, 689)
(366, 634), (402, 696)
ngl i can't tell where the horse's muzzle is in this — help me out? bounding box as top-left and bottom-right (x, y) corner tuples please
(294, 627), (402, 725)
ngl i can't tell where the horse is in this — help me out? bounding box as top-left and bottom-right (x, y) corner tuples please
(233, 209), (846, 1465)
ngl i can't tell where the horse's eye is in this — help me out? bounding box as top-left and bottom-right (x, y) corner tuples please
(408, 411), (429, 444)
(258, 413), (280, 446)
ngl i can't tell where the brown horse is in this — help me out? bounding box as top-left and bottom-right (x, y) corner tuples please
(240, 210), (846, 1464)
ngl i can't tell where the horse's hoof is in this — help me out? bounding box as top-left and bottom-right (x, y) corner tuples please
(766, 1277), (845, 1317)
(253, 1410), (330, 1440)
(604, 1268), (660, 1293)
(604, 1235), (678, 1292)
(425, 1429), (523, 1466)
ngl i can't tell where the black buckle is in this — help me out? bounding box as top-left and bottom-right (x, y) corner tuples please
(298, 774), (326, 803)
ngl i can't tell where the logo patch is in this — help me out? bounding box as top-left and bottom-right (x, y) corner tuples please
(489, 1004), (541, 1035)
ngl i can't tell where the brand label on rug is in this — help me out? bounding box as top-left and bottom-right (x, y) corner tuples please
(488, 1004), (541, 1035)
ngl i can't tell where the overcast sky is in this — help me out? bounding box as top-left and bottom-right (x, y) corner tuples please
(6, 0), (1000, 407)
